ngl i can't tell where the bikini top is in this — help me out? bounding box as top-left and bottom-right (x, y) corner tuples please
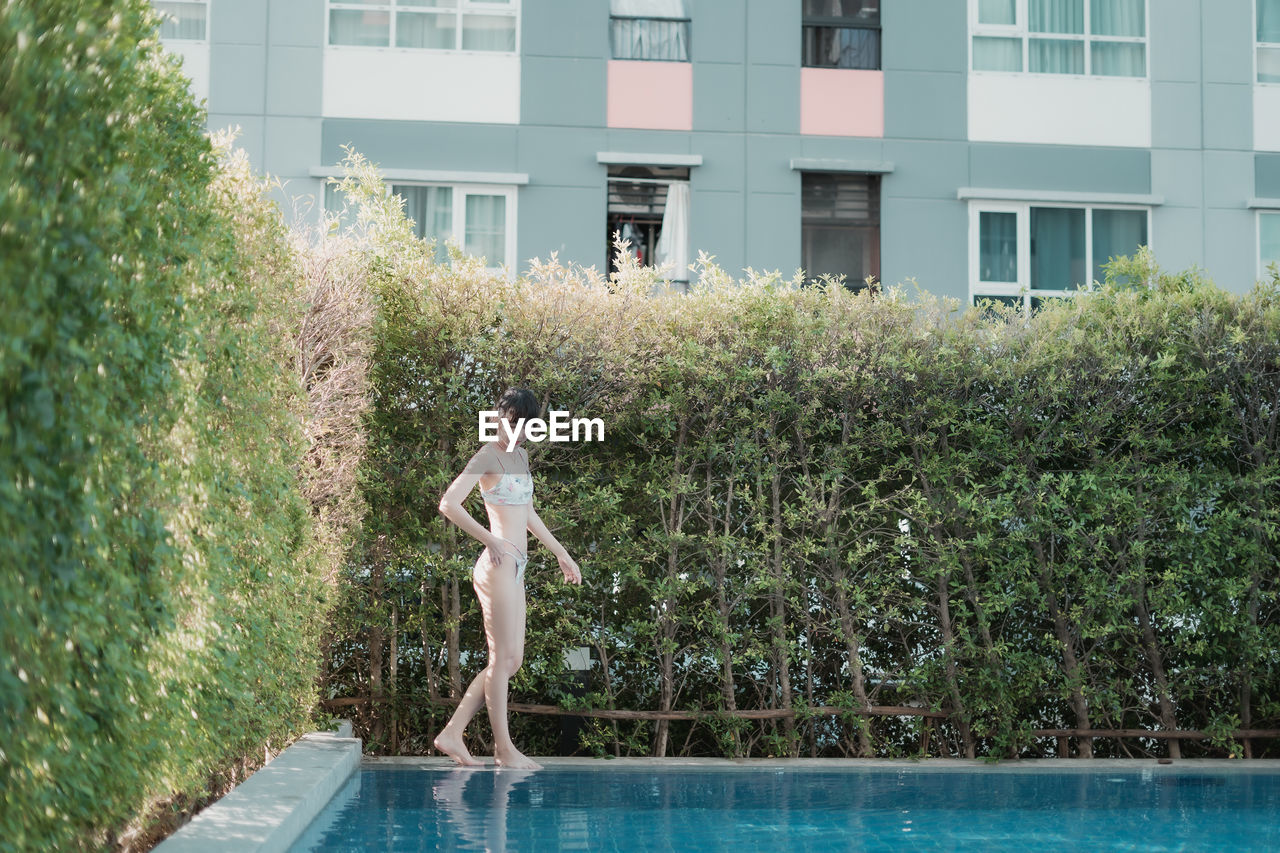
(480, 451), (533, 506)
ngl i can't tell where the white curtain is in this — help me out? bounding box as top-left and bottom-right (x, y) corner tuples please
(610, 0), (689, 60)
(464, 194), (507, 266)
(1090, 0), (1144, 37)
(1261, 214), (1280, 275)
(1092, 42), (1144, 76)
(1029, 0), (1083, 34)
(1030, 38), (1083, 73)
(393, 185), (453, 261)
(655, 182), (689, 282)
(329, 9), (391, 46)
(156, 1), (207, 39)
(977, 0), (1015, 26)
(973, 37), (1021, 71)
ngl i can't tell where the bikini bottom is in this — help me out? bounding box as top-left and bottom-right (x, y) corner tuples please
(479, 537), (527, 583)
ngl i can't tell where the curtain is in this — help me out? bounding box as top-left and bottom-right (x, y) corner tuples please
(610, 19), (689, 60)
(464, 194), (506, 267)
(973, 37), (1021, 71)
(1029, 0), (1083, 34)
(611, 0), (688, 17)
(803, 26), (879, 69)
(978, 0), (1015, 26)
(1090, 0), (1144, 37)
(1260, 0), (1280, 42)
(461, 14), (516, 51)
(156, 1), (207, 39)
(979, 212), (1018, 282)
(1030, 38), (1083, 73)
(1030, 207), (1086, 290)
(1092, 209), (1147, 286)
(394, 185), (453, 261)
(655, 182), (690, 282)
(329, 9), (391, 46)
(1092, 42), (1144, 76)
(396, 11), (456, 49)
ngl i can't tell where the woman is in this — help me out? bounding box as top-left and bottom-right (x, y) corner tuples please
(432, 387), (583, 770)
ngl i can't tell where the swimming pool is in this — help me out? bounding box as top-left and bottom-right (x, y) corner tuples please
(286, 759), (1280, 852)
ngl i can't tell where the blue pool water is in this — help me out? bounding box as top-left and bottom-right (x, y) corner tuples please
(286, 763), (1280, 852)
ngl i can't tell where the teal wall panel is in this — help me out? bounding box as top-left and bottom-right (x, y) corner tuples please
(884, 70), (966, 141)
(881, 198), (967, 298)
(266, 46), (322, 117)
(1203, 83), (1253, 151)
(523, 0), (605, 60)
(269, 0), (323, 49)
(321, 120), (519, 172)
(521, 56), (605, 128)
(689, 189), (746, 275)
(211, 0), (266, 44)
(745, 191), (801, 275)
(969, 145), (1152, 194)
(516, 186), (605, 273)
(210, 43), (266, 114)
(693, 63), (746, 132)
(1151, 81), (1202, 150)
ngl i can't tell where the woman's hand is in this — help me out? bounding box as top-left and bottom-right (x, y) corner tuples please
(486, 536), (516, 571)
(558, 553), (582, 585)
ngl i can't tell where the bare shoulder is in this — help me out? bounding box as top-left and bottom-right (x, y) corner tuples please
(461, 443), (500, 474)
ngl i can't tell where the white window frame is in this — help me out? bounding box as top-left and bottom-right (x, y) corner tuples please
(153, 0), (210, 42)
(325, 0), (521, 54)
(1257, 0), (1280, 84)
(968, 200), (1153, 313)
(968, 0), (1149, 78)
(323, 180), (518, 276)
(1258, 209), (1280, 281)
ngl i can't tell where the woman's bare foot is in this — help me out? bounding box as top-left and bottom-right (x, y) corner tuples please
(433, 730), (484, 767)
(494, 747), (542, 770)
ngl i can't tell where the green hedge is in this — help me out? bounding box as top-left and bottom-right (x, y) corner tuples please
(1, 3), (346, 849)
(322, 157), (1280, 761)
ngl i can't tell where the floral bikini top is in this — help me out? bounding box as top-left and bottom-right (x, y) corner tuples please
(480, 451), (533, 506)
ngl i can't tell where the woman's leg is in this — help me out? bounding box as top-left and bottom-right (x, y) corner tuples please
(475, 549), (541, 769)
(432, 553), (493, 766)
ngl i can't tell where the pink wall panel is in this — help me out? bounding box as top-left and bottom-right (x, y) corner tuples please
(607, 60), (693, 131)
(800, 68), (884, 137)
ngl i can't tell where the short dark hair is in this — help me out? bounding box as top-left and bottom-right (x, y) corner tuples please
(496, 387), (539, 421)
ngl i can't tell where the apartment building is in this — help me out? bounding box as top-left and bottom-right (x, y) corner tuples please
(155, 0), (1278, 310)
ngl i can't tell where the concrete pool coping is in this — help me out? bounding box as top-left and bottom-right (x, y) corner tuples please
(151, 722), (362, 853)
(364, 755), (1280, 773)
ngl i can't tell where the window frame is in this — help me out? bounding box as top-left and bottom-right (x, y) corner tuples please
(605, 165), (691, 285)
(326, 180), (518, 275)
(1257, 0), (1280, 84)
(1258, 209), (1280, 281)
(325, 0), (521, 54)
(968, 0), (1149, 78)
(799, 170), (882, 291)
(153, 0), (210, 42)
(608, 1), (692, 62)
(801, 1), (882, 70)
(968, 199), (1153, 313)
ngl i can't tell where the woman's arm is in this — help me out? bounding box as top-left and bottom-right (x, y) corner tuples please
(438, 448), (498, 549)
(526, 505), (570, 562)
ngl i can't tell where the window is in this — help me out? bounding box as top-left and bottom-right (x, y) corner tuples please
(328, 1), (519, 52)
(1260, 212), (1280, 279)
(610, 0), (690, 61)
(325, 181), (517, 272)
(970, 202), (1149, 312)
(606, 165), (690, 286)
(153, 0), (208, 40)
(971, 0), (1146, 77)
(1260, 0), (1280, 82)
(801, 172), (881, 290)
(802, 0), (881, 69)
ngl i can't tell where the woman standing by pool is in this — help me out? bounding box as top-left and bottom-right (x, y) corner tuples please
(433, 387), (583, 770)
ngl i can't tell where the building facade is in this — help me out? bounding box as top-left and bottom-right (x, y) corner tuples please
(155, 0), (1280, 309)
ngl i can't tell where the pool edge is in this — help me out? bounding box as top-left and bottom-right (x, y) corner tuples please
(151, 721), (362, 853)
